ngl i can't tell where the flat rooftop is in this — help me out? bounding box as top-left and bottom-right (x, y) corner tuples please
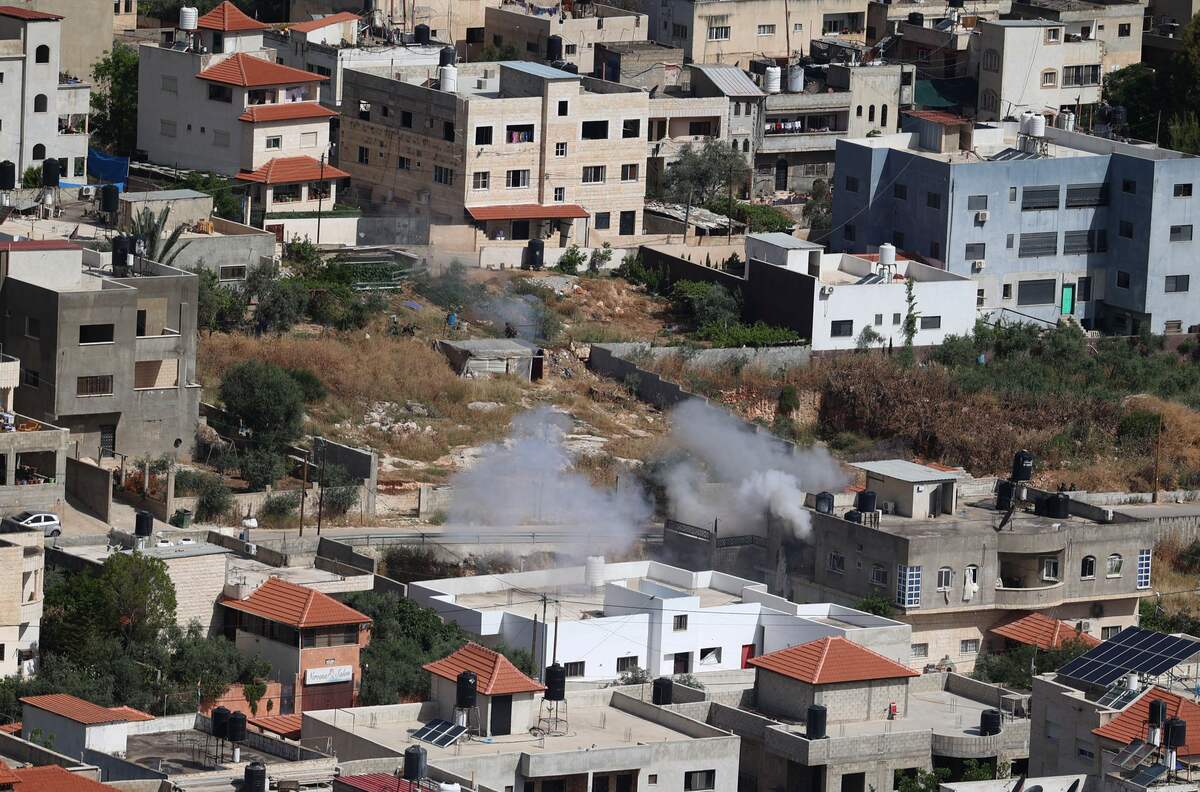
(0, 206), (264, 247)
(361, 60), (640, 100)
(872, 500), (1103, 539)
(125, 730), (278, 775)
(454, 576), (742, 622)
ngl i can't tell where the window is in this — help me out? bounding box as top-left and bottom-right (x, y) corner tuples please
(1170, 224), (1193, 242)
(1045, 27), (1061, 42)
(688, 120), (713, 136)
(684, 771), (715, 792)
(1117, 271), (1131, 289)
(1042, 557), (1060, 581)
(1018, 233), (1058, 258)
(1081, 555), (1096, 578)
(34, 44), (49, 64)
(1063, 230), (1107, 254)
(926, 192), (940, 209)
(871, 564), (888, 586)
(844, 224), (856, 241)
(827, 552), (846, 574)
(936, 566), (952, 591)
(672, 23), (687, 37)
(302, 625), (360, 648)
(506, 124), (534, 143)
(208, 84), (232, 103)
(1107, 553), (1123, 577)
(300, 131), (317, 148)
(621, 164), (639, 181)
(1122, 179), (1136, 194)
(79, 324), (114, 344)
(707, 15), (730, 40)
(1118, 22), (1131, 36)
(506, 169), (530, 188)
(619, 211), (635, 235)
(1002, 284), (1012, 300)
(1062, 65), (1101, 87)
(582, 165), (606, 184)
(475, 126), (493, 145)
(892, 313), (902, 325)
(74, 156), (84, 177)
(897, 565), (921, 607)
(554, 187), (565, 202)
(1078, 276), (1092, 302)
(433, 166), (454, 185)
(1175, 183), (1193, 197)
(1102, 626), (1121, 640)
(845, 175), (859, 193)
(594, 212), (611, 230)
(443, 121), (455, 142)
(1166, 275), (1190, 293)
(1022, 185), (1060, 210)
(874, 314), (883, 325)
(401, 110), (413, 128)
(967, 194), (988, 211)
(219, 265), (246, 281)
(616, 656), (638, 673)
(356, 146), (368, 164)
(160, 119), (177, 138)
(564, 43), (577, 55)
(911, 643), (929, 659)
(982, 48), (1000, 71)
(830, 320), (853, 337)
(581, 120), (609, 140)
(525, 40), (539, 53)
(1137, 549), (1151, 589)
(1041, 70), (1057, 88)
(1078, 744), (1096, 761)
(555, 142), (567, 157)
(472, 171), (489, 190)
(558, 100), (569, 117)
(1065, 183), (1106, 207)
(77, 375), (114, 397)
(965, 242), (986, 260)
(893, 183), (907, 199)
(398, 156), (411, 170)
(22, 369), (38, 387)
(920, 316), (941, 330)
(757, 23), (776, 35)
(699, 647), (722, 665)
(961, 639), (980, 655)
(265, 135), (282, 150)
(1017, 278), (1057, 305)
(649, 776), (658, 786)
(977, 288), (985, 308)
(161, 75), (178, 93)
(563, 661), (585, 677)
(966, 565), (979, 586)
(673, 614), (688, 631)
(622, 119), (641, 139)
(24, 316), (40, 339)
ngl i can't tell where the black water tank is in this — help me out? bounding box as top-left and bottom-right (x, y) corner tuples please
(227, 711), (247, 742)
(100, 183), (119, 214)
(907, 11), (924, 24)
(652, 677), (673, 705)
(1049, 492), (1070, 519)
(41, 158), (59, 188)
(403, 745), (427, 781)
(112, 235), (129, 270)
(807, 704), (827, 739)
(0, 161), (15, 191)
(1167, 717), (1187, 748)
(980, 708), (1002, 736)
(948, 0), (964, 6)
(545, 662), (566, 701)
(547, 34), (563, 61)
(844, 509), (862, 524)
(562, 62), (578, 74)
(439, 46), (456, 67)
(414, 24), (431, 45)
(814, 492), (835, 515)
(211, 706), (230, 739)
(856, 490), (878, 514)
(1012, 449), (1034, 482)
(244, 761), (267, 792)
(456, 670), (477, 708)
(1150, 699), (1169, 727)
(135, 510), (153, 537)
(995, 479), (1014, 511)
(526, 238), (545, 271)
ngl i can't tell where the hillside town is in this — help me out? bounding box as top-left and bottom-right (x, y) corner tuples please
(0, 0), (1195, 791)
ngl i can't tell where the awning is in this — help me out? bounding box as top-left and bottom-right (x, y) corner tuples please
(914, 77), (976, 111)
(467, 204), (589, 222)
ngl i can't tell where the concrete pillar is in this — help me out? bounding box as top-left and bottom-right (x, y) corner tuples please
(3, 451), (11, 485)
(54, 445), (65, 485)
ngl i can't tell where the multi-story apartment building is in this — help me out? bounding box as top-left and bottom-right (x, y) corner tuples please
(21, 0), (114, 82)
(137, 2), (347, 224)
(340, 60), (648, 247)
(0, 7), (90, 184)
(975, 20), (1103, 121)
(831, 111), (1200, 333)
(113, 0), (136, 32)
(285, 0), (495, 45)
(865, 0), (1011, 45)
(1005, 0), (1146, 72)
(479, 2), (648, 74)
(0, 520), (45, 677)
(0, 239), (201, 461)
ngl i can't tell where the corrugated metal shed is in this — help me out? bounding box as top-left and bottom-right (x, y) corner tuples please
(691, 64), (765, 97)
(851, 460), (960, 483)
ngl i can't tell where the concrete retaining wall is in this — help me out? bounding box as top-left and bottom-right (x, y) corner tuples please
(313, 437), (377, 517)
(66, 457), (112, 522)
(417, 484), (453, 518)
(83, 748), (167, 783)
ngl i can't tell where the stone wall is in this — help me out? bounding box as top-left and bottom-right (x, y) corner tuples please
(65, 457), (112, 522)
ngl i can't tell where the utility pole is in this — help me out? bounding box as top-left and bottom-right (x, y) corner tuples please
(540, 594), (549, 680)
(316, 441), (327, 535)
(298, 448), (309, 536)
(1152, 412), (1163, 503)
(316, 152), (326, 246)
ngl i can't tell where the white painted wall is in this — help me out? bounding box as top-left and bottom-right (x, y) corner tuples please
(21, 708), (128, 760)
(234, 627), (300, 684)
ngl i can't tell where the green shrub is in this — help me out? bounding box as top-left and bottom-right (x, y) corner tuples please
(174, 468), (208, 497)
(319, 463), (359, 517)
(700, 321), (801, 348)
(193, 474), (233, 521)
(554, 244), (586, 274)
(239, 448), (286, 491)
(284, 367), (328, 403)
(258, 491), (301, 519)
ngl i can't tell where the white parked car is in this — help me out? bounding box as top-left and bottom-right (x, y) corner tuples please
(8, 511), (61, 537)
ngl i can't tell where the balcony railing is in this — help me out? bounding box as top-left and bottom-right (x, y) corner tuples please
(994, 581), (1066, 608)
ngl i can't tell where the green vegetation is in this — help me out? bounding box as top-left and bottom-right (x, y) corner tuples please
(972, 639), (1091, 690)
(20, 166), (40, 189)
(129, 206), (189, 266)
(258, 491), (301, 519)
(802, 179), (832, 240)
(555, 244), (587, 275)
(853, 593), (896, 619)
(318, 463), (359, 517)
(90, 44), (139, 155)
(660, 139), (751, 206)
(197, 270), (245, 334)
(219, 360), (305, 450)
(699, 321), (801, 348)
(180, 172), (243, 221)
(706, 197), (795, 233)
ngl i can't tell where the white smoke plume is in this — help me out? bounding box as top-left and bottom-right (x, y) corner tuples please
(446, 407), (652, 544)
(664, 400), (848, 539)
(472, 294), (542, 340)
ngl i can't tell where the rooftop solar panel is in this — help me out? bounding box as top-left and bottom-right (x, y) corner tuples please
(1113, 739), (1156, 770)
(1128, 764), (1168, 786)
(412, 719), (453, 742)
(1058, 628), (1200, 686)
(431, 724), (467, 747)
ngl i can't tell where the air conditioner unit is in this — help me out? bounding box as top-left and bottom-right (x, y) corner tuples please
(1078, 620), (1092, 633)
(820, 285), (834, 296)
(971, 259), (986, 272)
(975, 210), (989, 223)
(882, 501), (896, 515)
(244, 543), (257, 556)
(78, 185), (95, 199)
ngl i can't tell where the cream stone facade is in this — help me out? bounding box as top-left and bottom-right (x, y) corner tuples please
(479, 3), (648, 74)
(975, 20), (1103, 121)
(0, 522), (44, 678)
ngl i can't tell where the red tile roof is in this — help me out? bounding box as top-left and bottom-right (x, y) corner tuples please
(0, 240), (81, 252)
(0, 6), (62, 21)
(220, 576), (370, 628)
(290, 12), (361, 33)
(423, 642), (546, 695)
(20, 694), (126, 725)
(235, 156), (349, 185)
(5, 764), (121, 790)
(748, 636), (919, 685)
(107, 705), (156, 722)
(467, 204), (590, 222)
(990, 612), (1101, 651)
(903, 109), (972, 126)
(197, 1), (269, 32)
(197, 53), (326, 87)
(1094, 687), (1200, 757)
(337, 775), (417, 792)
(238, 103), (338, 123)
(0, 761), (17, 785)
(249, 713), (303, 740)
(0, 722), (19, 734)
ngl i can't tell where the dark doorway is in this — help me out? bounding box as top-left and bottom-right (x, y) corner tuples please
(511, 220), (531, 240)
(619, 210), (636, 235)
(490, 694), (512, 736)
(100, 424), (116, 457)
(841, 772), (865, 792)
(673, 652), (690, 674)
(615, 775), (633, 792)
(775, 158), (789, 191)
(532, 349), (544, 381)
(789, 760), (825, 792)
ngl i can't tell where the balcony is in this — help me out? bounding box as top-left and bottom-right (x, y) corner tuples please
(994, 581), (1066, 608)
(758, 130), (845, 153)
(135, 329), (184, 360)
(0, 354), (19, 390)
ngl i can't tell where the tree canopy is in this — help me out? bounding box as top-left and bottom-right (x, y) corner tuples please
(660, 139), (751, 206)
(91, 44), (139, 154)
(218, 360), (306, 449)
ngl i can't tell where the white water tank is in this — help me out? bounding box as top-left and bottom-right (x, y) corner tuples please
(878, 242), (896, 272)
(1064, 111), (1076, 132)
(1018, 111), (1033, 136)
(764, 65), (781, 94)
(439, 64), (458, 93)
(585, 555), (606, 589)
(786, 64), (804, 93)
(179, 6), (199, 30)
(440, 784), (461, 792)
(1027, 113), (1046, 138)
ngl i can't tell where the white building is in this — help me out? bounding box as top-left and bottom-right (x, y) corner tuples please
(20, 694), (153, 759)
(0, 7), (90, 183)
(975, 19), (1103, 121)
(407, 558), (911, 682)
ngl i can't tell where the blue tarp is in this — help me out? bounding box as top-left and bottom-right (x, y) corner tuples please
(88, 148), (129, 186)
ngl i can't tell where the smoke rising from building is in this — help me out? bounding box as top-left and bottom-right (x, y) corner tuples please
(663, 400), (847, 538)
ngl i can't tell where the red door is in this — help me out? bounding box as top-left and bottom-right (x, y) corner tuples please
(741, 643), (756, 668)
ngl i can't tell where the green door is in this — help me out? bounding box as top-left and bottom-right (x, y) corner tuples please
(1061, 283), (1076, 315)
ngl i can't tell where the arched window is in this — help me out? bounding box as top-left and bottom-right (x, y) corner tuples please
(936, 566), (952, 591)
(983, 48), (1000, 72)
(1081, 555), (1096, 579)
(1107, 553), (1123, 576)
(881, 105), (889, 128)
(33, 94), (47, 113)
(982, 90), (999, 112)
(731, 139), (738, 150)
(34, 45), (49, 64)
(856, 105), (863, 117)
(31, 144), (44, 160)
(868, 105), (875, 123)
(742, 139), (749, 153)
